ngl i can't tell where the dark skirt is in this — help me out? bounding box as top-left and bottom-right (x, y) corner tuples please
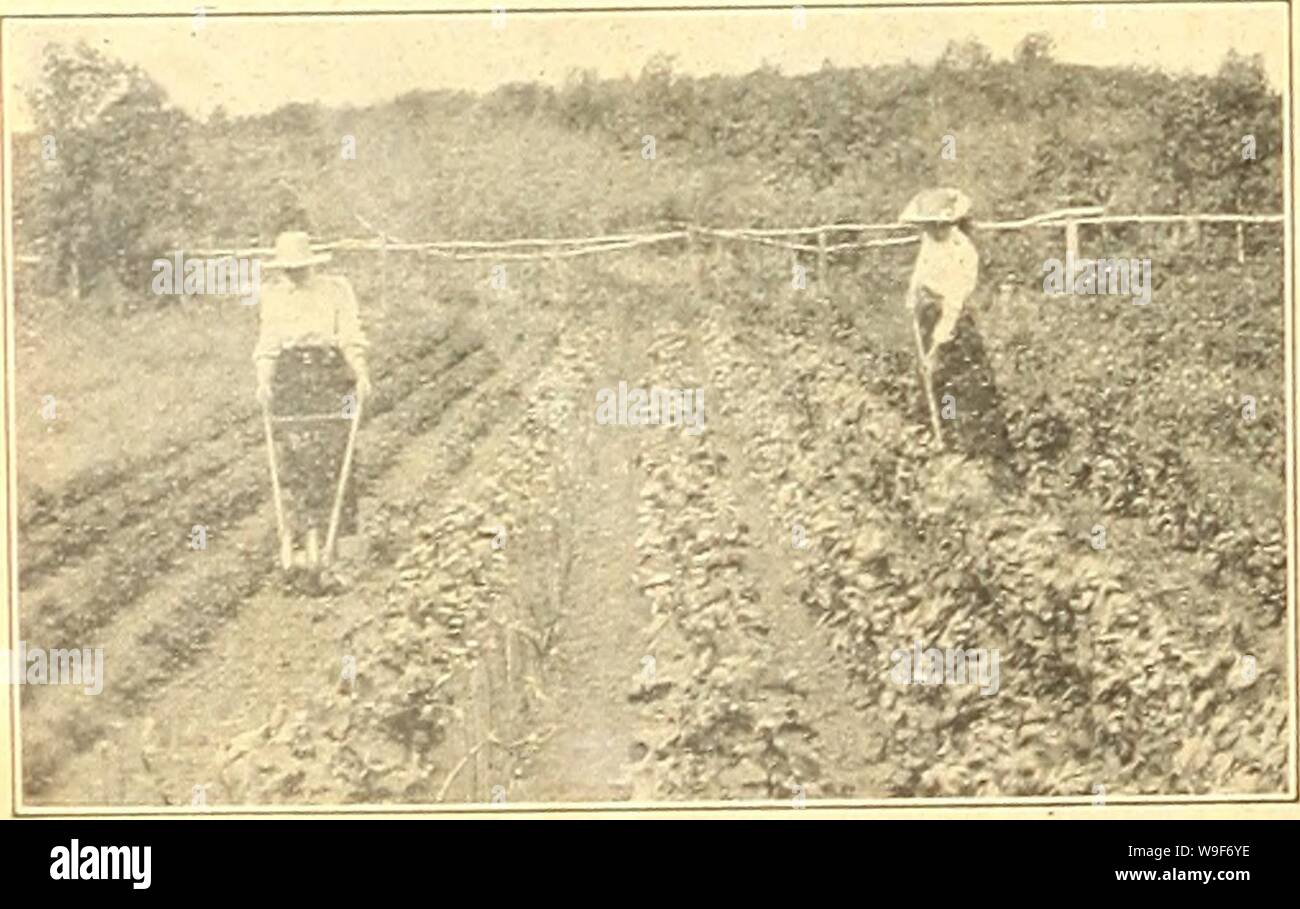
(917, 311), (1015, 469)
(270, 347), (360, 535)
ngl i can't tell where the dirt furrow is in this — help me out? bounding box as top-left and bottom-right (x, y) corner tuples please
(503, 286), (664, 804)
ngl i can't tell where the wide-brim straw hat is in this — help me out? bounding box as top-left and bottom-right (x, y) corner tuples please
(899, 188), (973, 224)
(264, 231), (332, 269)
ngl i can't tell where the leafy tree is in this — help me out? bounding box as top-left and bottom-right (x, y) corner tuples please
(26, 42), (197, 305)
(1014, 33), (1056, 65)
(938, 39), (993, 71)
(556, 68), (615, 133)
(1156, 51), (1281, 215)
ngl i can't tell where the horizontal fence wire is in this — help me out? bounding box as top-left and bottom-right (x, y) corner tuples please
(11, 208), (1286, 266)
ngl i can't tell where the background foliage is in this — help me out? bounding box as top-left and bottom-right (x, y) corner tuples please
(14, 38), (1283, 308)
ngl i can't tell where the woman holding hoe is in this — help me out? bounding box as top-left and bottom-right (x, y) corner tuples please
(254, 230), (372, 581)
(901, 188), (1014, 481)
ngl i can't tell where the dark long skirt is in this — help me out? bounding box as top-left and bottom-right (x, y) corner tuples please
(270, 346), (360, 536)
(917, 311), (1015, 470)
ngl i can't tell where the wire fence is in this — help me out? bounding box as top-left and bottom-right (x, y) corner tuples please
(175, 206), (1284, 267)
(10, 206), (1285, 294)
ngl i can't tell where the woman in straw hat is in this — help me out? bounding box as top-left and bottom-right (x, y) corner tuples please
(901, 188), (1014, 478)
(254, 230), (371, 574)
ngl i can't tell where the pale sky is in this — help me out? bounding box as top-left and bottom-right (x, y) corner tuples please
(3, 3), (1289, 130)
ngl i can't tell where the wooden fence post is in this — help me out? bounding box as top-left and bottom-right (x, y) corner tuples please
(1236, 223), (1246, 265)
(552, 246), (569, 302)
(216, 236), (226, 321)
(689, 225), (704, 284)
(1065, 219), (1079, 264)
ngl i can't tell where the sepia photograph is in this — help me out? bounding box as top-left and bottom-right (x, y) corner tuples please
(0, 0), (1294, 824)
